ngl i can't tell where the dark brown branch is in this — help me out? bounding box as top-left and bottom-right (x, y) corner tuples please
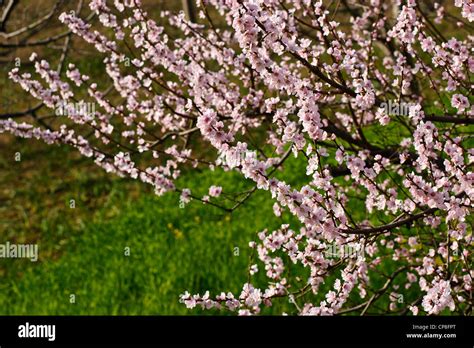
(0, 0), (18, 32)
(340, 208), (437, 235)
(0, 102), (44, 119)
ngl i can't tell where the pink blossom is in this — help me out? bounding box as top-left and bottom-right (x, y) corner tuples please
(208, 185), (222, 197)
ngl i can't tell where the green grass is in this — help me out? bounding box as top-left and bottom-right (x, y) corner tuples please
(0, 139), (306, 315)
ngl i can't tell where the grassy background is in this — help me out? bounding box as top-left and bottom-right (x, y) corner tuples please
(0, 137), (310, 315)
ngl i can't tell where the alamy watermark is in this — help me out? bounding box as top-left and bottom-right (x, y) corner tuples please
(0, 241), (38, 262)
(325, 243), (364, 260)
(18, 322), (55, 341)
(216, 149), (259, 168)
(379, 100), (417, 116)
(55, 101), (95, 119)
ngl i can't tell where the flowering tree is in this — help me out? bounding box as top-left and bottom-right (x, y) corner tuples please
(1, 0), (473, 316)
